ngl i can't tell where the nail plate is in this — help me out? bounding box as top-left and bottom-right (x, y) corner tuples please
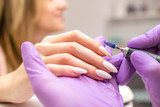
(96, 69), (112, 79)
(72, 67), (87, 74)
(103, 61), (118, 73)
(99, 46), (111, 56)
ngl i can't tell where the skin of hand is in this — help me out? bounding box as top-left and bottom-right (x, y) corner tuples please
(21, 41), (124, 107)
(0, 31), (116, 103)
(35, 30), (118, 80)
(106, 25), (160, 107)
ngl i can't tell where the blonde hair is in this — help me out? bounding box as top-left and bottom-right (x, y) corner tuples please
(0, 0), (39, 72)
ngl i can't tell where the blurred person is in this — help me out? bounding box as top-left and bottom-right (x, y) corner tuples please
(0, 0), (117, 103)
(1, 0), (159, 107)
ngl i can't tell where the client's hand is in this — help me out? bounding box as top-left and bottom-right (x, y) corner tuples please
(35, 30), (117, 80)
(21, 42), (123, 107)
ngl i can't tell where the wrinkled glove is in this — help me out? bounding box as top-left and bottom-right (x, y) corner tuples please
(128, 25), (160, 107)
(102, 25), (160, 107)
(21, 42), (123, 107)
(95, 36), (135, 85)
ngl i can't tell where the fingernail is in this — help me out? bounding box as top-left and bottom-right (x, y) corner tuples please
(72, 67), (87, 74)
(99, 46), (111, 57)
(96, 69), (112, 79)
(103, 61), (118, 73)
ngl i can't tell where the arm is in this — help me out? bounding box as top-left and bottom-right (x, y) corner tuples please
(0, 45), (7, 75)
(0, 45), (33, 103)
(0, 64), (33, 103)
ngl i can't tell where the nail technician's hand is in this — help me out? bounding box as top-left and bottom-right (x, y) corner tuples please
(106, 53), (135, 85)
(106, 25), (160, 107)
(21, 42), (123, 107)
(94, 36), (120, 90)
(127, 25), (160, 107)
(35, 30), (117, 80)
(94, 36), (135, 87)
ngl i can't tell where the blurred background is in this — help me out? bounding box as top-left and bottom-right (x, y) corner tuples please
(64, 0), (160, 107)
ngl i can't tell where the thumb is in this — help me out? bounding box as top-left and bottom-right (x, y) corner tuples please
(22, 42), (62, 107)
(21, 42), (57, 81)
(130, 51), (160, 78)
(107, 53), (135, 85)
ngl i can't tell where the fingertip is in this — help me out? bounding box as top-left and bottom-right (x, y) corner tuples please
(72, 67), (88, 74)
(95, 69), (112, 79)
(116, 58), (135, 85)
(107, 53), (124, 69)
(21, 41), (51, 77)
(130, 51), (160, 77)
(21, 42), (40, 59)
(21, 42), (34, 53)
(128, 24), (160, 49)
(127, 34), (146, 48)
(130, 51), (159, 69)
(47, 65), (86, 77)
(130, 51), (148, 65)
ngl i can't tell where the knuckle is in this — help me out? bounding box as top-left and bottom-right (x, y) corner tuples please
(68, 42), (79, 50)
(59, 53), (72, 63)
(72, 30), (81, 35)
(70, 30), (82, 38)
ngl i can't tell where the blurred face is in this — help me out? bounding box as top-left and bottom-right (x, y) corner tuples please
(36, 0), (68, 34)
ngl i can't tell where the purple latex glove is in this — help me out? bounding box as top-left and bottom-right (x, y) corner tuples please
(94, 36), (119, 90)
(100, 25), (160, 107)
(95, 36), (135, 85)
(127, 25), (160, 107)
(21, 42), (124, 107)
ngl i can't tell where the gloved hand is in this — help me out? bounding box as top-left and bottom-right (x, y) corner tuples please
(127, 25), (160, 107)
(94, 36), (121, 90)
(21, 42), (123, 107)
(94, 36), (135, 86)
(103, 25), (160, 107)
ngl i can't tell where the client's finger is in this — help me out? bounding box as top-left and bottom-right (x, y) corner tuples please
(35, 42), (117, 73)
(41, 30), (111, 57)
(21, 42), (58, 83)
(43, 53), (112, 80)
(46, 64), (87, 77)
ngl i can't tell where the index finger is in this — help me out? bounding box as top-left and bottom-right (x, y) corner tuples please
(128, 24), (160, 49)
(41, 30), (111, 57)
